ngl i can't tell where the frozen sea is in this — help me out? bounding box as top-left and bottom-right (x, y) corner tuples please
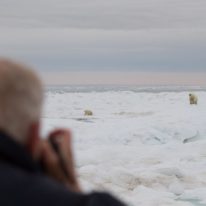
(42, 85), (206, 206)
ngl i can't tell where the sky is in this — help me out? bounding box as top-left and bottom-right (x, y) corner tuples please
(0, 0), (206, 85)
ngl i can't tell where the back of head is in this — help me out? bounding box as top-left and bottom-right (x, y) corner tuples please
(0, 58), (43, 144)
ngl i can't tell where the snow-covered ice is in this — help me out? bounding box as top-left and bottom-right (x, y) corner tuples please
(42, 87), (206, 206)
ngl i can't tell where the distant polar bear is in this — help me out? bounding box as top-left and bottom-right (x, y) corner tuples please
(189, 93), (198, 105)
(84, 110), (93, 116)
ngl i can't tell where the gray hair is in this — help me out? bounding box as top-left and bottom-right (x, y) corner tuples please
(0, 58), (43, 144)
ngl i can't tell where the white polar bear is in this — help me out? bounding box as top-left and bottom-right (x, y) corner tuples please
(189, 93), (198, 105)
(84, 110), (93, 116)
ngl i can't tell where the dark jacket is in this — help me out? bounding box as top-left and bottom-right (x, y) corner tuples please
(0, 132), (125, 206)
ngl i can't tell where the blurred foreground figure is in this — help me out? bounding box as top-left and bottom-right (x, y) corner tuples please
(0, 59), (125, 206)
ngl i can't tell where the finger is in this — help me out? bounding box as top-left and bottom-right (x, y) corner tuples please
(41, 141), (59, 170)
(41, 141), (68, 182)
(47, 130), (75, 179)
(49, 131), (77, 185)
(48, 129), (71, 140)
(48, 129), (73, 159)
(44, 130), (81, 192)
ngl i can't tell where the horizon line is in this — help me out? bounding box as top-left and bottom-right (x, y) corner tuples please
(40, 71), (206, 86)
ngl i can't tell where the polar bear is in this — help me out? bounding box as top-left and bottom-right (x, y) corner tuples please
(84, 110), (93, 116)
(189, 93), (198, 105)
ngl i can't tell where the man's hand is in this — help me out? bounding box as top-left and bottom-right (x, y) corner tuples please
(40, 129), (81, 193)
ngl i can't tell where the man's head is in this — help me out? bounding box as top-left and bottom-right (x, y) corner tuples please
(0, 58), (43, 156)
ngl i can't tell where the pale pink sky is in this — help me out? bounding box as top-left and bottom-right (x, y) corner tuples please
(41, 72), (206, 86)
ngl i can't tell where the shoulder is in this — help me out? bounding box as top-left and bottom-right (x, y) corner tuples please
(86, 192), (126, 206)
(0, 163), (125, 206)
(26, 176), (126, 206)
(28, 175), (125, 206)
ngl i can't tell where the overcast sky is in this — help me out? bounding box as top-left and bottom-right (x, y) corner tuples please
(0, 0), (206, 84)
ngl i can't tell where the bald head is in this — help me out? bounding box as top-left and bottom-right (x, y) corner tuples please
(0, 59), (43, 144)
